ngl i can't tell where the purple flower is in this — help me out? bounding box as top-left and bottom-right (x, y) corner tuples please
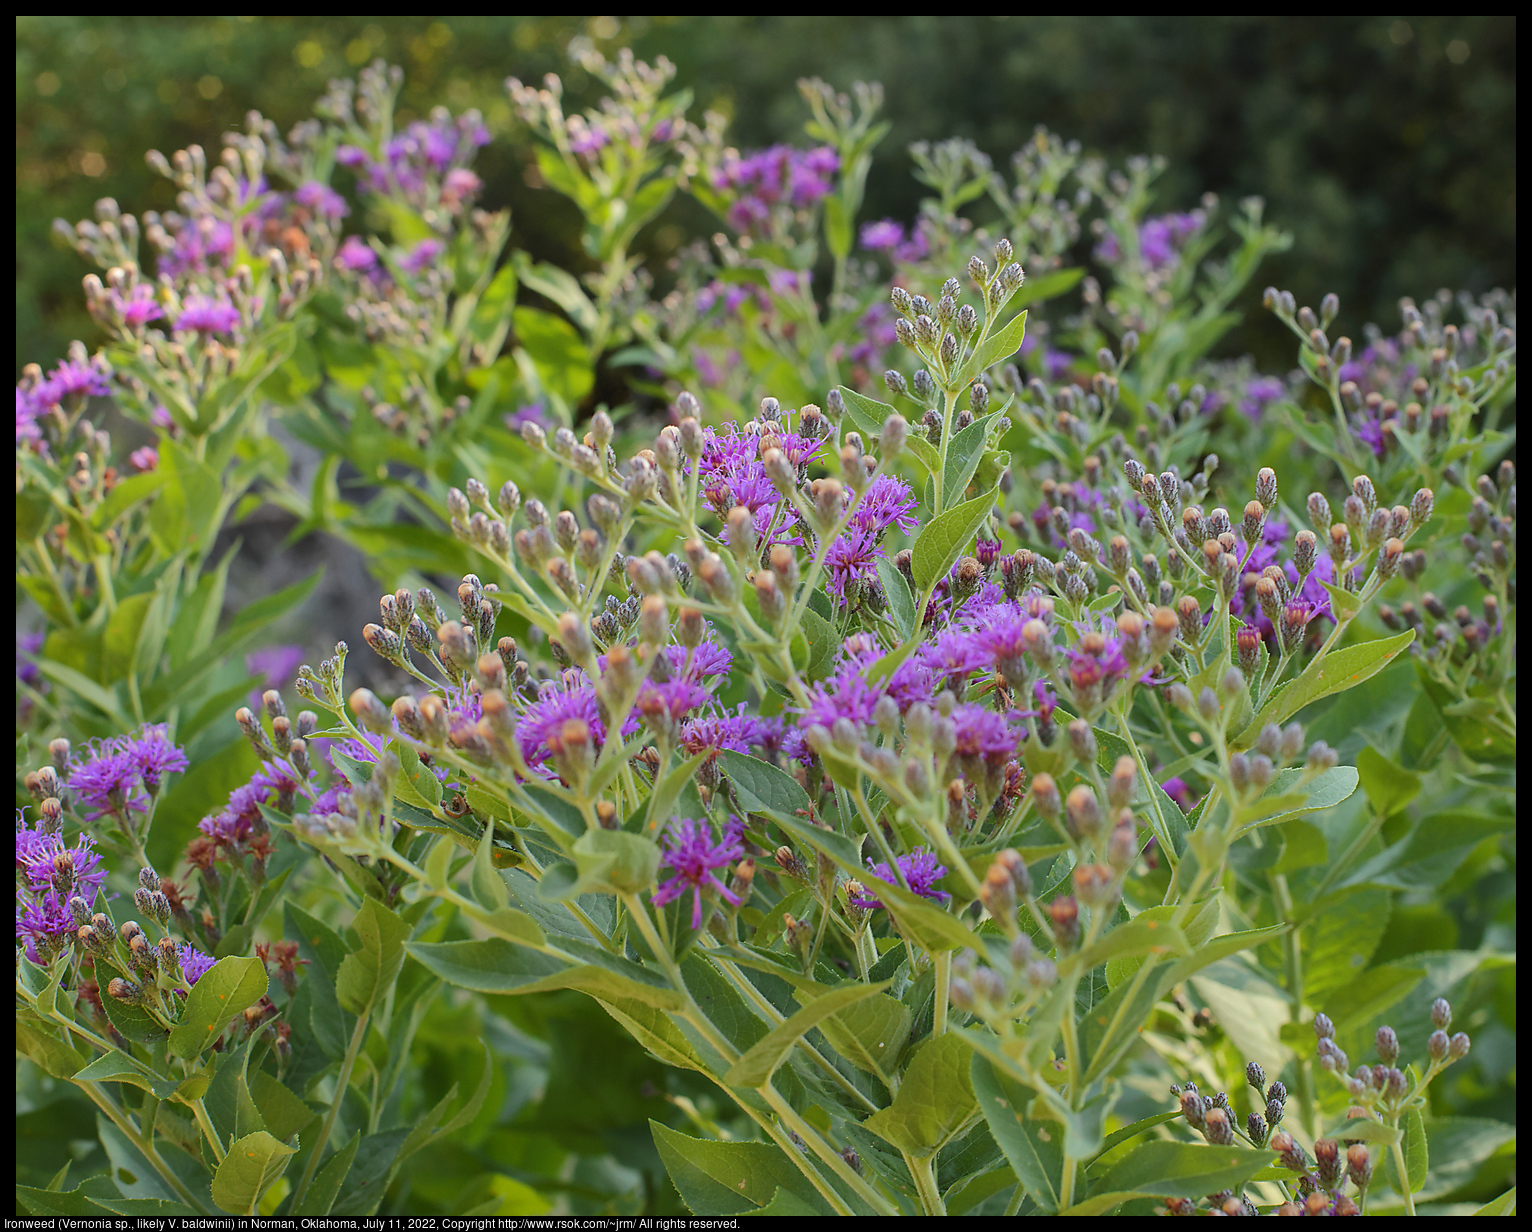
(335, 236), (379, 273)
(17, 631), (45, 690)
(1043, 349), (1075, 382)
(129, 446), (159, 473)
(179, 943), (217, 985)
(850, 473), (919, 537)
(16, 824), (107, 900)
(860, 219), (906, 252)
(824, 524), (885, 601)
(517, 676), (607, 774)
(173, 293), (242, 337)
(48, 358), (113, 401)
(108, 282), (164, 328)
(949, 704), (1020, 765)
(246, 644), (307, 709)
(1161, 776), (1196, 812)
(1239, 376), (1287, 422)
(636, 678), (711, 726)
(16, 886), (78, 964)
(920, 630), (991, 689)
(67, 749), (148, 822)
(663, 640), (733, 683)
(401, 238), (444, 275)
(799, 662), (886, 731)
(680, 706), (764, 761)
(294, 180), (350, 221)
(652, 815), (745, 929)
(125, 723), (190, 792)
(850, 847), (949, 911)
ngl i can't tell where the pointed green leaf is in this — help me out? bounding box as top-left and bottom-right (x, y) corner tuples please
(1235, 629), (1415, 746)
(912, 489), (999, 587)
(335, 898), (411, 1014)
(815, 990), (911, 1076)
(1071, 1141), (1273, 1214)
(293, 1129), (359, 1216)
(572, 827), (661, 895)
(725, 980), (890, 1086)
(211, 1130), (297, 1215)
(971, 1053), (1064, 1212)
(652, 1121), (832, 1215)
(168, 956), (269, 1060)
(471, 817), (510, 910)
(862, 1032), (979, 1157)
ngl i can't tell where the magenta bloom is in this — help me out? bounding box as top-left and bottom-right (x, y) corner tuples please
(294, 180), (350, 220)
(850, 847), (950, 911)
(173, 293), (242, 337)
(860, 219), (906, 251)
(652, 815), (745, 929)
(824, 524), (884, 601)
(680, 706), (765, 761)
(179, 943), (217, 985)
(335, 236), (379, 273)
(950, 704), (1020, 765)
(517, 677), (607, 774)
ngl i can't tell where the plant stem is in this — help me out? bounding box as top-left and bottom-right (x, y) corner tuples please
(907, 1150), (946, 1216)
(1390, 1136), (1417, 1216)
(191, 1097), (227, 1163)
(290, 1006), (371, 1212)
(933, 948), (951, 1037)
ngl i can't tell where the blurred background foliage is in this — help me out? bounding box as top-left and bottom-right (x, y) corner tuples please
(17, 15), (1516, 375)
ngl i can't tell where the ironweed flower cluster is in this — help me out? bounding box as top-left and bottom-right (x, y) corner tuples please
(15, 43), (1514, 1221)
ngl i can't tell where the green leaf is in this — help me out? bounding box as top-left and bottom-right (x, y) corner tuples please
(912, 489), (998, 586)
(863, 1032), (980, 1157)
(964, 308), (1029, 384)
(16, 1010), (86, 1077)
(71, 1052), (183, 1100)
(471, 817), (510, 910)
(293, 1129), (359, 1216)
(1301, 888), (1390, 1005)
(571, 827), (662, 895)
(971, 1053), (1063, 1213)
(168, 956), (269, 1060)
(335, 898), (411, 1014)
(1474, 1187), (1517, 1215)
(404, 937), (567, 993)
(815, 989), (911, 1077)
(725, 980), (891, 1086)
(645, 749), (714, 834)
(941, 410), (1003, 510)
(1072, 1141), (1274, 1214)
(1416, 668), (1516, 765)
(101, 591), (153, 682)
(1238, 766), (1359, 833)
(1340, 810), (1511, 892)
(651, 1121), (832, 1215)
(1008, 267), (1085, 313)
(512, 252), (598, 333)
(211, 1130), (297, 1216)
(513, 306), (594, 405)
(719, 749), (813, 818)
(1235, 629), (1415, 747)
(877, 557), (918, 640)
(834, 385), (898, 439)
(464, 263), (518, 362)
(248, 1070), (315, 1142)
(1384, 1107), (1428, 1196)
(1319, 577), (1364, 621)
(597, 996), (709, 1074)
(393, 739), (443, 811)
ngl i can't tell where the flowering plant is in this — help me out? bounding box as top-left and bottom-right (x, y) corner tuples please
(17, 46), (1514, 1218)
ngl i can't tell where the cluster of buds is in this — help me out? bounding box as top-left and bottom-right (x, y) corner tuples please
(1314, 1001), (1470, 1118)
(947, 933), (1057, 1021)
(889, 238), (1026, 401)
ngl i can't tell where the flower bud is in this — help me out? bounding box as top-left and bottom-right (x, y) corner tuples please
(1375, 1024), (1399, 1065)
(1030, 773), (1061, 818)
(1307, 492), (1331, 530)
(1345, 1143), (1372, 1191)
(1448, 1032), (1471, 1060)
(1203, 1106), (1234, 1146)
(1430, 997), (1452, 1030)
(1065, 785), (1103, 843)
(1427, 1029), (1450, 1062)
